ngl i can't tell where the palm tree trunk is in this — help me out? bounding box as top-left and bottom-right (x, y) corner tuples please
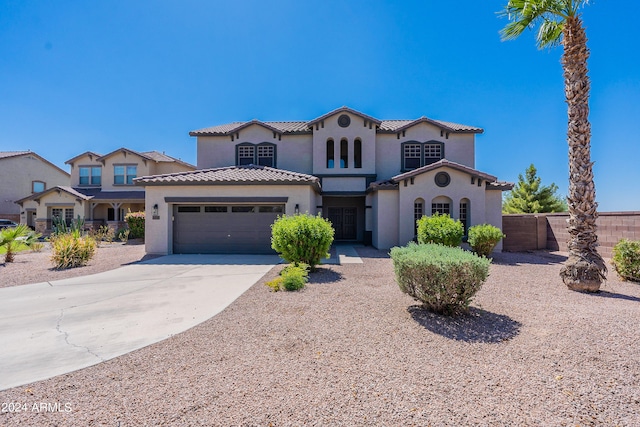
(559, 16), (607, 292)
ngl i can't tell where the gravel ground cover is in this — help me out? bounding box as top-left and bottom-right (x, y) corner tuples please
(1, 247), (639, 426)
(0, 241), (150, 288)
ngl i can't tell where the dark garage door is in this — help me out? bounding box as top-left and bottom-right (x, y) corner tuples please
(173, 204), (283, 254)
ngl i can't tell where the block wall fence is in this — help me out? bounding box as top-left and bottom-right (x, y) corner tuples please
(502, 212), (640, 259)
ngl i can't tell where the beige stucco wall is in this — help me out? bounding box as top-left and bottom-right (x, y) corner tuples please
(375, 124), (475, 182)
(152, 161), (196, 176)
(311, 112), (377, 175)
(144, 184), (320, 255)
(196, 125), (313, 174)
(484, 189), (505, 251)
(321, 177), (367, 192)
(396, 167), (489, 246)
(26, 190), (89, 233)
(371, 189), (400, 249)
(1, 154), (69, 220)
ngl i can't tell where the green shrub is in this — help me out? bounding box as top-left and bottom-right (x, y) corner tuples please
(612, 239), (640, 282)
(468, 224), (505, 257)
(271, 213), (334, 270)
(417, 212), (464, 247)
(265, 264), (309, 292)
(50, 233), (97, 270)
(125, 211), (145, 239)
(390, 242), (490, 315)
(0, 224), (31, 263)
(118, 228), (130, 243)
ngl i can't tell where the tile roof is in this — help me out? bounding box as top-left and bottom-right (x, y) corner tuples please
(392, 159), (497, 182)
(0, 151), (31, 159)
(134, 165), (321, 187)
(189, 107), (483, 136)
(15, 186), (93, 204)
(190, 121), (310, 136)
(306, 106), (382, 126)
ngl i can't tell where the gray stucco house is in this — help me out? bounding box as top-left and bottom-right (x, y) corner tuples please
(136, 106), (513, 255)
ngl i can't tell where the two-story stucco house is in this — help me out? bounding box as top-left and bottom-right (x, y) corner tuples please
(0, 151), (70, 224)
(136, 107), (513, 255)
(17, 148), (195, 234)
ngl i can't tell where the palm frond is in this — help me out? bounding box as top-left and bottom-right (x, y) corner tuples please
(537, 18), (564, 48)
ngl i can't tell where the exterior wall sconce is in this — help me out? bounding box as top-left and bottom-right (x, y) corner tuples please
(152, 204), (160, 220)
(294, 204), (299, 214)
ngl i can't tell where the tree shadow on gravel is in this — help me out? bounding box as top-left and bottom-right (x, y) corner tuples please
(408, 305), (522, 343)
(309, 267), (343, 284)
(491, 251), (567, 266)
(591, 291), (640, 303)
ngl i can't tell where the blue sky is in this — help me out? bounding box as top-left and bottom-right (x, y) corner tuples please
(1, 0), (638, 211)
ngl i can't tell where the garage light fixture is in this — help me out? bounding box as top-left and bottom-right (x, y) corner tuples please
(295, 204), (299, 214)
(153, 204), (159, 216)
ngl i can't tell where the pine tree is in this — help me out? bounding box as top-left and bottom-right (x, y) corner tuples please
(502, 164), (567, 213)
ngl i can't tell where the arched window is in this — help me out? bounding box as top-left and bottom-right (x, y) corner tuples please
(354, 138), (362, 168)
(326, 139), (334, 168)
(340, 138), (348, 168)
(414, 198), (425, 238)
(460, 198), (470, 235)
(431, 196), (452, 215)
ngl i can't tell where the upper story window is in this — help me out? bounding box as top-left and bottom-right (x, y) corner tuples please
(340, 139), (348, 168)
(402, 141), (444, 171)
(237, 144), (255, 166)
(354, 139), (362, 169)
(257, 144), (275, 167)
(424, 144), (443, 165)
(79, 166), (102, 186)
(326, 139), (334, 168)
(403, 143), (422, 170)
(236, 143), (276, 167)
(114, 165), (137, 185)
(32, 181), (45, 193)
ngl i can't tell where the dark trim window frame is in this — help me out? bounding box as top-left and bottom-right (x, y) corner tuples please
(431, 203), (451, 215)
(79, 166), (102, 186)
(354, 138), (362, 169)
(340, 138), (348, 168)
(401, 140), (445, 171)
(235, 142), (277, 167)
(326, 139), (335, 168)
(114, 164), (137, 185)
(32, 180), (46, 193)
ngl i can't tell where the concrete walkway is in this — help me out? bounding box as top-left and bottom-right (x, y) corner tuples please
(0, 254), (279, 391)
(323, 244), (364, 265)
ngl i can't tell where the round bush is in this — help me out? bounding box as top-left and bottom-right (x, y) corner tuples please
(468, 224), (505, 257)
(417, 212), (464, 247)
(612, 239), (640, 282)
(271, 214), (334, 270)
(390, 242), (490, 315)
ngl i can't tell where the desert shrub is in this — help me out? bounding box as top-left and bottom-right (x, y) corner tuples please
(271, 214), (334, 270)
(0, 224), (31, 263)
(468, 224), (505, 257)
(612, 239), (640, 282)
(417, 212), (464, 247)
(52, 215), (84, 236)
(265, 276), (284, 292)
(390, 242), (490, 315)
(118, 228), (130, 243)
(125, 211), (145, 239)
(265, 264), (309, 292)
(29, 242), (45, 252)
(50, 233), (97, 270)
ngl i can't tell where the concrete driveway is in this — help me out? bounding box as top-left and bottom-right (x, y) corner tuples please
(0, 254), (279, 391)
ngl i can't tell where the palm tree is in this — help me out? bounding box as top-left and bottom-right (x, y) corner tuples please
(499, 0), (606, 292)
(0, 224), (31, 263)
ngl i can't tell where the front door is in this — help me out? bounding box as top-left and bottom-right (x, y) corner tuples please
(328, 207), (357, 240)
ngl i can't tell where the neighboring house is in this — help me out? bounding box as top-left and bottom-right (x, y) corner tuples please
(136, 107), (513, 255)
(16, 148), (195, 234)
(0, 151), (70, 224)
